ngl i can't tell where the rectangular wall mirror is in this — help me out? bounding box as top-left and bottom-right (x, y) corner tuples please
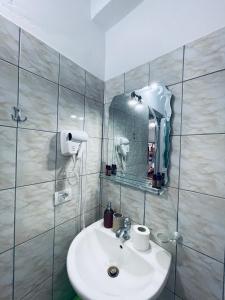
(103, 82), (173, 195)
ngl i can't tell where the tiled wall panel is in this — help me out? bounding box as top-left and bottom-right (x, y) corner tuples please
(0, 14), (103, 300)
(102, 25), (225, 300)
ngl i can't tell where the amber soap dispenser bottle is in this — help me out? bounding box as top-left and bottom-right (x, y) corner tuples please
(104, 202), (114, 228)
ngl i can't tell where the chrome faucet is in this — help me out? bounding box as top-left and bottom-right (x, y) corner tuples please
(116, 217), (131, 242)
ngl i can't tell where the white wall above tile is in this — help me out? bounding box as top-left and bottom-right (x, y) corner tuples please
(0, 0), (105, 79)
(105, 0), (225, 80)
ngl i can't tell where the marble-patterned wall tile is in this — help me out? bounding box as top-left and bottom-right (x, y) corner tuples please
(125, 63), (149, 92)
(19, 69), (58, 131)
(0, 189), (14, 253)
(101, 179), (121, 212)
(145, 188), (178, 242)
(14, 230), (54, 300)
(178, 190), (225, 262)
(168, 135), (180, 189)
(82, 173), (100, 212)
(58, 86), (85, 131)
(20, 30), (59, 82)
(17, 129), (56, 186)
(0, 126), (16, 190)
(169, 84), (182, 136)
(180, 134), (225, 198)
(182, 70), (225, 134)
(104, 74), (124, 103)
(85, 72), (104, 103)
(83, 137), (102, 175)
(53, 265), (75, 300)
(22, 277), (52, 300)
(184, 27), (225, 80)
(54, 218), (80, 276)
(15, 181), (55, 245)
(59, 55), (85, 94)
(158, 288), (175, 300)
(145, 187), (177, 291)
(0, 15), (19, 65)
(84, 97), (103, 138)
(120, 186), (144, 224)
(55, 179), (81, 226)
(176, 245), (224, 300)
(0, 249), (13, 300)
(0, 59), (18, 127)
(85, 206), (100, 227)
(150, 47), (183, 86)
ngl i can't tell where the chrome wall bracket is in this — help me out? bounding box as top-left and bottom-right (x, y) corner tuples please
(11, 106), (27, 122)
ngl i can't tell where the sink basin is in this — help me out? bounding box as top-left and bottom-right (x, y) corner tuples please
(67, 220), (171, 300)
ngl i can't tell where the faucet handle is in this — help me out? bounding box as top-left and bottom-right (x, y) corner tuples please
(123, 217), (131, 228)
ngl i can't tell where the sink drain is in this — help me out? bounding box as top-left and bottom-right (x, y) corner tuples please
(107, 266), (119, 278)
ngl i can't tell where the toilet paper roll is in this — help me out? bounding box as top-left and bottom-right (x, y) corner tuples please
(131, 225), (150, 251)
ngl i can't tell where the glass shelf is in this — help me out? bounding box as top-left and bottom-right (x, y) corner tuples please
(100, 173), (165, 195)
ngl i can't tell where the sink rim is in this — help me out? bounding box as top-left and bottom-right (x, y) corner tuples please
(67, 219), (172, 300)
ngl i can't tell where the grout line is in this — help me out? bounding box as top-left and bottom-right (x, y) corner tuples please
(0, 247), (14, 256)
(16, 126), (57, 134)
(174, 44), (185, 297)
(51, 52), (60, 298)
(12, 27), (21, 300)
(19, 66), (58, 85)
(180, 243), (224, 264)
(143, 192), (146, 225)
(183, 67), (225, 83)
(222, 250), (225, 300)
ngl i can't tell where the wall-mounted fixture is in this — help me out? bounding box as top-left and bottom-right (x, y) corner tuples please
(60, 130), (88, 159)
(103, 82), (172, 195)
(11, 106), (27, 122)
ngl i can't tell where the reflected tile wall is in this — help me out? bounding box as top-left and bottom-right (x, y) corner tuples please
(0, 15), (103, 300)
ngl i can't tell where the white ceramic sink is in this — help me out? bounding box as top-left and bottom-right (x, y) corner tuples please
(67, 220), (171, 300)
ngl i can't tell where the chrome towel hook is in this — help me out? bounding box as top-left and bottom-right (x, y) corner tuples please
(11, 106), (27, 122)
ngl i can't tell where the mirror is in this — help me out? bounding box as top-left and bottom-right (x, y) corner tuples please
(104, 82), (172, 194)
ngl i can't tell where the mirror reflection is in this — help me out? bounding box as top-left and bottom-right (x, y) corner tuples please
(105, 82), (172, 193)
